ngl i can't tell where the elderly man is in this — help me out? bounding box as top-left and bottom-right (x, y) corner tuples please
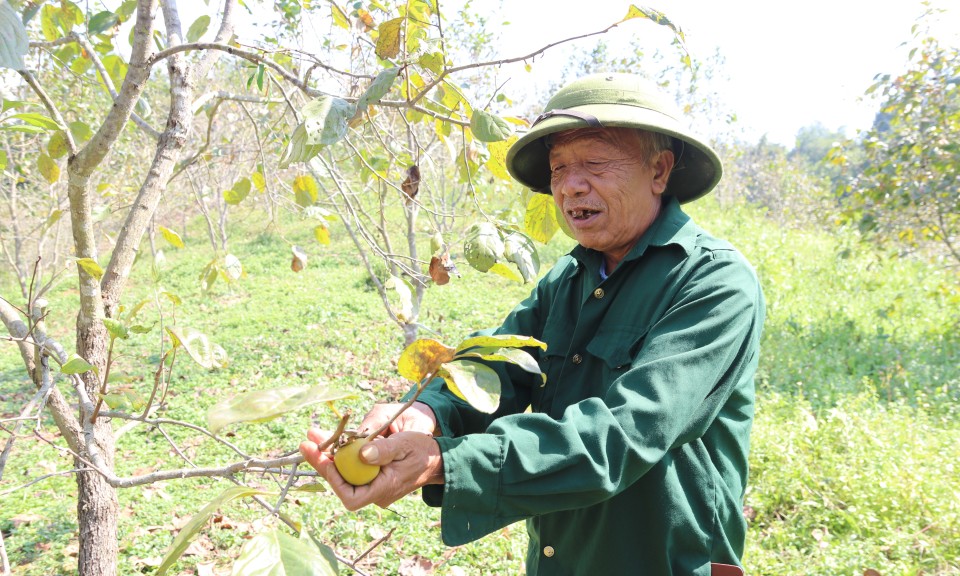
(301, 73), (765, 576)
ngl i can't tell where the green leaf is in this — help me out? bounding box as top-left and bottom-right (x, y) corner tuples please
(301, 96), (355, 146)
(61, 353), (97, 375)
(0, 149), (6, 171)
(157, 486), (271, 576)
(0, 0), (29, 70)
(100, 54), (128, 87)
(231, 528), (338, 576)
(39, 5), (58, 41)
(1, 98), (29, 113)
(206, 384), (354, 434)
(456, 347), (544, 381)
(88, 10), (118, 35)
(292, 483), (327, 493)
(186, 15), (210, 43)
(102, 387), (145, 411)
(222, 254), (242, 281)
(293, 175), (318, 207)
(279, 123), (322, 168)
(503, 231), (540, 283)
(455, 334), (547, 353)
(166, 326), (226, 370)
(223, 177), (251, 205)
(75, 257), (104, 280)
(9, 112), (60, 131)
(40, 209), (63, 233)
(470, 110), (513, 142)
(37, 153), (60, 184)
(102, 318), (129, 340)
(60, 353), (100, 374)
(385, 275), (414, 323)
(375, 17), (404, 60)
(419, 52), (444, 74)
(69, 120), (93, 143)
(357, 66), (399, 110)
(439, 360), (501, 414)
(158, 225), (185, 249)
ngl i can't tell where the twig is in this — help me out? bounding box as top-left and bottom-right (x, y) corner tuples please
(354, 527), (395, 564)
(0, 467), (94, 498)
(367, 371), (435, 439)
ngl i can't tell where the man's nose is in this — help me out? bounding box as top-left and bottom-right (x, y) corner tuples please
(555, 165), (589, 197)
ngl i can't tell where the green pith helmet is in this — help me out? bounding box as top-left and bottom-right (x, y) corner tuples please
(505, 73), (723, 203)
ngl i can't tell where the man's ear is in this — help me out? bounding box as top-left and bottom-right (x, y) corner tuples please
(651, 150), (674, 196)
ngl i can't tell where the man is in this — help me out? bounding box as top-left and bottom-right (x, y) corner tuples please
(301, 73), (765, 575)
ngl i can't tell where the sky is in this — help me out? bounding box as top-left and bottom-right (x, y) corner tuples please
(204, 0), (960, 147)
(465, 0), (960, 146)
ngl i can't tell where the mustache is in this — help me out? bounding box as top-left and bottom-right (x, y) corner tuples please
(562, 201), (605, 213)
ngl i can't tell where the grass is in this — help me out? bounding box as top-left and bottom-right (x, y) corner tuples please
(1, 196), (959, 575)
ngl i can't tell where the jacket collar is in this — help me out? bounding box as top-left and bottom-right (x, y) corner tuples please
(570, 195), (696, 275)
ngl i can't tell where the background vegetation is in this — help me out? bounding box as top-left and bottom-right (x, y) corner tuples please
(1, 0), (958, 575)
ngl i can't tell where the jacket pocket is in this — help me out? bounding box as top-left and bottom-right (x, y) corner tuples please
(585, 324), (651, 392)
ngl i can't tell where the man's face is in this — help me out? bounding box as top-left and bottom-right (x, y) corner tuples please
(548, 128), (673, 270)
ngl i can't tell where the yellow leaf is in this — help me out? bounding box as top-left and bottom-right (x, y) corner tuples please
(313, 224), (330, 245)
(488, 262), (522, 283)
(397, 338), (456, 383)
(251, 171), (266, 192)
(158, 225), (185, 249)
(330, 4), (349, 29)
(376, 17), (404, 60)
(485, 136), (517, 181)
(293, 175), (318, 207)
(523, 193), (559, 244)
(37, 153), (60, 184)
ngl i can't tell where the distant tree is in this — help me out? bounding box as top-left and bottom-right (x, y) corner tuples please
(715, 136), (833, 228)
(829, 13), (960, 267)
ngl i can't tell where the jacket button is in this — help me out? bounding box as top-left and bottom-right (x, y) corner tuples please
(543, 546), (555, 557)
(593, 288), (605, 299)
(571, 354), (582, 365)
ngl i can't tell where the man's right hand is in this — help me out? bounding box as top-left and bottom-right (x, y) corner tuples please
(358, 401), (438, 437)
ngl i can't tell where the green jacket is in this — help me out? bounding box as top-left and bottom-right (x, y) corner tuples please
(416, 197), (765, 575)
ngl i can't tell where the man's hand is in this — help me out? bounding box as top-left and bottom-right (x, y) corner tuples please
(358, 401), (438, 437)
(299, 428), (443, 511)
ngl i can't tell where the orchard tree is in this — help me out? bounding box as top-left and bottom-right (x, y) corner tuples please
(830, 13), (960, 266)
(0, 1), (691, 574)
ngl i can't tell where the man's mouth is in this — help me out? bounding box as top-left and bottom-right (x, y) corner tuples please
(568, 208), (601, 221)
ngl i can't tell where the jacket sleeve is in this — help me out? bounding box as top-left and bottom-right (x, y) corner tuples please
(426, 250), (765, 546)
(412, 263), (559, 438)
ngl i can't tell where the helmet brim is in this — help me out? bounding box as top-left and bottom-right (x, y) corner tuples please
(506, 102), (722, 204)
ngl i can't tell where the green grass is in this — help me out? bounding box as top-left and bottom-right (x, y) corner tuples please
(1, 197), (958, 575)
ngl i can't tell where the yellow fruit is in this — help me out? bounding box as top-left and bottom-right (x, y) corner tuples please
(333, 437), (381, 486)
